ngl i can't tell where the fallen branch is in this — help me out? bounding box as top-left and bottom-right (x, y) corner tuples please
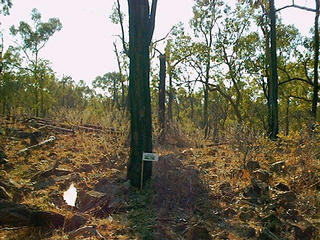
(68, 225), (106, 239)
(37, 124), (75, 134)
(15, 136), (56, 156)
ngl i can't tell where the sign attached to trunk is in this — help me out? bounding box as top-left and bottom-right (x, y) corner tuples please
(142, 152), (159, 161)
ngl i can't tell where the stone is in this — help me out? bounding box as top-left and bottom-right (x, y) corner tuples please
(0, 200), (65, 228)
(186, 225), (212, 240)
(65, 214), (87, 232)
(275, 182), (290, 192)
(246, 160), (261, 172)
(292, 225), (316, 240)
(277, 191), (296, 202)
(243, 179), (269, 203)
(270, 161), (286, 173)
(235, 225), (256, 238)
(252, 169), (270, 183)
(94, 179), (130, 197)
(261, 214), (283, 234)
(76, 190), (108, 212)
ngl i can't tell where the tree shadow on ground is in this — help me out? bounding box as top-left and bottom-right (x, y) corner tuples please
(150, 151), (255, 240)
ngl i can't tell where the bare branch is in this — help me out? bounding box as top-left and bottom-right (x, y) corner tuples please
(153, 26), (174, 45)
(148, 0), (158, 44)
(116, 0), (128, 56)
(289, 94), (312, 102)
(276, 4), (316, 13)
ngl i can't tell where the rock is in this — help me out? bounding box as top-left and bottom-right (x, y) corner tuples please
(275, 182), (290, 191)
(94, 179), (130, 197)
(246, 160), (261, 172)
(291, 224), (316, 240)
(0, 199), (65, 228)
(235, 225), (256, 238)
(239, 208), (255, 222)
(243, 179), (269, 204)
(76, 190), (108, 212)
(261, 214), (283, 234)
(277, 191), (296, 202)
(252, 169), (270, 183)
(0, 186), (11, 200)
(48, 190), (65, 207)
(186, 225), (212, 240)
(65, 214), (87, 232)
(270, 161), (286, 173)
(282, 208), (301, 222)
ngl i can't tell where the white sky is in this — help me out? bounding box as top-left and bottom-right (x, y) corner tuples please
(0, 0), (315, 86)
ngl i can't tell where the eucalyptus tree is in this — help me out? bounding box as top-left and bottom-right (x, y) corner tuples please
(190, 0), (222, 137)
(165, 23), (194, 122)
(127, 0), (158, 188)
(93, 72), (122, 108)
(10, 8), (62, 116)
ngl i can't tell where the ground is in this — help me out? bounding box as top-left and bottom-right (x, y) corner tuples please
(0, 116), (319, 239)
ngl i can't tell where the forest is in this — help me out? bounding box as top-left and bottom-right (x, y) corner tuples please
(0, 0), (320, 239)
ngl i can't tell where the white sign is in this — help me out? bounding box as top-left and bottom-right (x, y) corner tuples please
(142, 152), (159, 161)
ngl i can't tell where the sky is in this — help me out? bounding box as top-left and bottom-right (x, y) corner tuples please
(0, 0), (315, 86)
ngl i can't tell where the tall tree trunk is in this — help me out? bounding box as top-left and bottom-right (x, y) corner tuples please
(158, 53), (166, 143)
(203, 46), (211, 138)
(285, 97), (290, 136)
(127, 0), (157, 188)
(114, 42), (126, 109)
(312, 0), (319, 123)
(168, 74), (173, 122)
(268, 0), (279, 140)
(203, 82), (209, 138)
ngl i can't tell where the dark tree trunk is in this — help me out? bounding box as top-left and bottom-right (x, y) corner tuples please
(127, 0), (157, 188)
(268, 0), (279, 140)
(312, 0), (319, 122)
(168, 74), (173, 122)
(285, 97), (290, 136)
(158, 53), (166, 143)
(203, 82), (209, 138)
(114, 42), (126, 109)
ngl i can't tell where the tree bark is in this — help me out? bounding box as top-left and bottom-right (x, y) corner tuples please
(158, 53), (166, 143)
(285, 97), (290, 136)
(168, 74), (173, 122)
(312, 0), (319, 123)
(268, 0), (279, 140)
(127, 0), (157, 188)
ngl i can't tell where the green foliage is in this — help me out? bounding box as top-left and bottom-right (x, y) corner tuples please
(0, 0), (12, 16)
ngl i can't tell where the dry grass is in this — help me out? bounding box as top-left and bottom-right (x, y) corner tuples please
(0, 111), (319, 239)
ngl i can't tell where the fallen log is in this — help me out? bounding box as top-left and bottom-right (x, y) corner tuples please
(0, 199), (65, 228)
(15, 136), (56, 156)
(73, 125), (104, 133)
(37, 123), (75, 134)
